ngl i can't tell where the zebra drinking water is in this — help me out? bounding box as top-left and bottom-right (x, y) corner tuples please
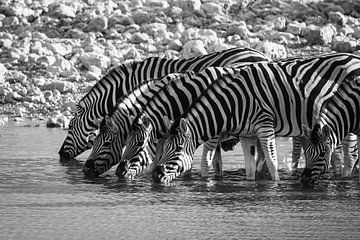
(152, 53), (360, 183)
(58, 47), (271, 161)
(80, 48), (272, 176)
(301, 77), (360, 187)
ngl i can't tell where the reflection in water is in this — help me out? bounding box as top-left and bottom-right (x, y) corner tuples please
(0, 121), (359, 240)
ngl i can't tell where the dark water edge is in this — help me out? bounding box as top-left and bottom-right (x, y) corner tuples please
(0, 120), (360, 240)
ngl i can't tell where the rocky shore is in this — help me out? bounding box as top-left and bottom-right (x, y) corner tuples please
(1, 0), (360, 128)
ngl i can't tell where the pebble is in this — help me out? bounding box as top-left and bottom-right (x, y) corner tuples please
(0, 0), (360, 124)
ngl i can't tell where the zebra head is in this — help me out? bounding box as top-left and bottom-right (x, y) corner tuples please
(59, 103), (96, 161)
(152, 118), (195, 184)
(301, 123), (332, 188)
(83, 115), (121, 177)
(116, 114), (154, 179)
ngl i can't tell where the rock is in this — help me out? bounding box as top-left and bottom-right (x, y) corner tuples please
(173, 0), (201, 12)
(287, 21), (307, 36)
(0, 63), (7, 83)
(84, 66), (102, 81)
(0, 38), (12, 48)
(132, 10), (156, 25)
(304, 24), (336, 45)
(46, 115), (69, 128)
(181, 40), (207, 58)
(130, 32), (151, 44)
(79, 53), (111, 70)
(272, 17), (287, 31)
(328, 11), (348, 26)
(6, 71), (27, 84)
(44, 42), (73, 56)
(144, 0), (169, 8)
(41, 81), (76, 93)
(0, 115), (8, 127)
(253, 41), (287, 60)
(64, 28), (88, 39)
(198, 29), (219, 47)
(48, 3), (76, 19)
(200, 2), (223, 16)
(87, 16), (108, 32)
(331, 36), (358, 53)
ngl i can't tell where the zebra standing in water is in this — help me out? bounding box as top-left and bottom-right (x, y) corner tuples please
(301, 77), (360, 187)
(118, 68), (262, 180)
(58, 47), (271, 161)
(152, 53), (360, 183)
(81, 49), (272, 176)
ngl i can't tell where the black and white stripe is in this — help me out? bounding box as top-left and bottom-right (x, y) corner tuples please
(153, 53), (360, 183)
(301, 77), (360, 187)
(81, 49), (271, 176)
(58, 47), (271, 161)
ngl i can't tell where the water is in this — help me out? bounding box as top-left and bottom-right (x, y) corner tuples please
(0, 120), (359, 240)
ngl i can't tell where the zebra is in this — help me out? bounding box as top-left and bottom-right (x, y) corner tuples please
(58, 47), (271, 161)
(83, 69), (267, 177)
(118, 68), (263, 180)
(151, 53), (360, 183)
(301, 77), (360, 187)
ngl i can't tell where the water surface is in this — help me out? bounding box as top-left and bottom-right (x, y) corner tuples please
(0, 120), (359, 240)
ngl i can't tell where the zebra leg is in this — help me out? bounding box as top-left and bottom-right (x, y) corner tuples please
(239, 136), (257, 180)
(292, 136), (302, 170)
(201, 138), (218, 178)
(331, 145), (343, 178)
(212, 145), (223, 178)
(342, 133), (358, 178)
(257, 129), (280, 181)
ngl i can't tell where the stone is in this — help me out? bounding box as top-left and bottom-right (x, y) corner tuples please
(130, 32), (150, 44)
(46, 115), (69, 128)
(287, 21), (307, 36)
(144, 0), (169, 8)
(173, 0), (201, 12)
(200, 2), (223, 16)
(328, 11), (348, 26)
(41, 81), (76, 93)
(44, 42), (73, 56)
(0, 38), (12, 48)
(253, 41), (287, 60)
(88, 16), (108, 32)
(181, 40), (207, 58)
(79, 53), (112, 70)
(0, 63), (7, 83)
(48, 3), (76, 19)
(331, 36), (357, 53)
(304, 24), (336, 45)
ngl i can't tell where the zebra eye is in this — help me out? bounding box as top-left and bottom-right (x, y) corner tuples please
(176, 146), (183, 152)
(103, 142), (111, 148)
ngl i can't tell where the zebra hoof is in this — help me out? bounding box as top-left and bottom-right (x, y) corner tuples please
(300, 168), (315, 188)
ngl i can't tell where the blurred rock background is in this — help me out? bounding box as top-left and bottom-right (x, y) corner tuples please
(0, 0), (359, 127)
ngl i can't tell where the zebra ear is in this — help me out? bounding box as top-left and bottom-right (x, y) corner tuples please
(104, 115), (118, 131)
(179, 118), (189, 134)
(322, 125), (331, 139)
(94, 117), (102, 128)
(128, 115), (136, 124)
(141, 115), (151, 129)
(163, 115), (173, 131)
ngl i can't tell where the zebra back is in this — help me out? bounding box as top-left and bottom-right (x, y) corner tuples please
(153, 53), (360, 183)
(301, 77), (360, 186)
(59, 47), (271, 160)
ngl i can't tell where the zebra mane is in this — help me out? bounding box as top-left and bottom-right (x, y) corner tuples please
(77, 60), (140, 108)
(169, 67), (236, 135)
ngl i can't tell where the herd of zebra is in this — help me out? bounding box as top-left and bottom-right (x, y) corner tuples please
(58, 47), (360, 187)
